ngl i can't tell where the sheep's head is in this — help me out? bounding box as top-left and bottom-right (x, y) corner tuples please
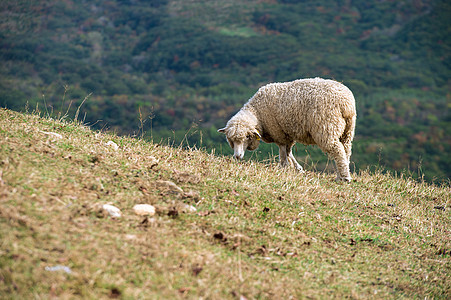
(218, 125), (261, 160)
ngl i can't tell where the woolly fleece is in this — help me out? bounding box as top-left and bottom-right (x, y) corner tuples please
(219, 77), (356, 181)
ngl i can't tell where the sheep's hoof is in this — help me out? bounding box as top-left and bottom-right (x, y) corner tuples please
(279, 162), (304, 173)
(336, 176), (352, 183)
(296, 166), (305, 173)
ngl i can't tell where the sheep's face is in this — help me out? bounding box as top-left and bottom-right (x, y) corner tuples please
(218, 127), (261, 160)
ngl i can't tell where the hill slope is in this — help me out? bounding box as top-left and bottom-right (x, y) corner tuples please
(0, 108), (450, 298)
(0, 0), (450, 183)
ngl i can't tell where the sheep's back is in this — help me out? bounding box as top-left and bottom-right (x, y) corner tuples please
(248, 78), (355, 143)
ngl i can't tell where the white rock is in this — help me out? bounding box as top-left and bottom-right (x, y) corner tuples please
(133, 204), (156, 216)
(102, 204), (121, 218)
(184, 204), (197, 213)
(106, 141), (119, 151)
(124, 234), (137, 240)
(45, 265), (72, 274)
(40, 130), (62, 139)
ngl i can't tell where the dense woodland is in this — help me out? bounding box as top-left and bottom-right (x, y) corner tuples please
(1, 0), (450, 183)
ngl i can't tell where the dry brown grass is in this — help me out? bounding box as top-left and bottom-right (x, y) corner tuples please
(0, 108), (450, 299)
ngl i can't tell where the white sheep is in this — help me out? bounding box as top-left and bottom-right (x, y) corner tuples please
(218, 78), (356, 182)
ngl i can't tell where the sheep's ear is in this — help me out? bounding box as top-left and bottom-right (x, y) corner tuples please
(218, 128), (226, 133)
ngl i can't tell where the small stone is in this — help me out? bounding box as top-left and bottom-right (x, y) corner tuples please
(182, 190), (200, 199)
(124, 234), (137, 240)
(40, 130), (62, 139)
(183, 204), (197, 213)
(106, 141), (119, 151)
(102, 204), (121, 218)
(155, 180), (183, 194)
(45, 265), (72, 274)
(147, 156), (159, 169)
(133, 204), (156, 216)
(173, 170), (200, 184)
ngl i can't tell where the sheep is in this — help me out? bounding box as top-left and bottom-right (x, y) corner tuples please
(218, 77), (356, 182)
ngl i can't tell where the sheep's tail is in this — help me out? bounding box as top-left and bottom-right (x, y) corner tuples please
(342, 114), (356, 144)
(339, 90), (356, 146)
(340, 113), (356, 162)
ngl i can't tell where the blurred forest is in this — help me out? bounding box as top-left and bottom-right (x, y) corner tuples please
(0, 0), (450, 183)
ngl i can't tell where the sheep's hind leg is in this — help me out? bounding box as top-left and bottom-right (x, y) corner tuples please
(320, 139), (351, 182)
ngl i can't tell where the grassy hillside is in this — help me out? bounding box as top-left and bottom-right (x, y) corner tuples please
(0, 0), (450, 183)
(0, 108), (449, 299)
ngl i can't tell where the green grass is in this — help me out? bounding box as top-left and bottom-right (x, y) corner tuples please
(218, 26), (258, 37)
(0, 108), (450, 299)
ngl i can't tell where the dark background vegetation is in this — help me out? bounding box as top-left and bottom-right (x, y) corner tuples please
(1, 0), (450, 183)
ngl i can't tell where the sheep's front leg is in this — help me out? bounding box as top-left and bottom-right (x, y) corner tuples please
(279, 145), (304, 172)
(278, 144), (289, 168)
(288, 146), (304, 172)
